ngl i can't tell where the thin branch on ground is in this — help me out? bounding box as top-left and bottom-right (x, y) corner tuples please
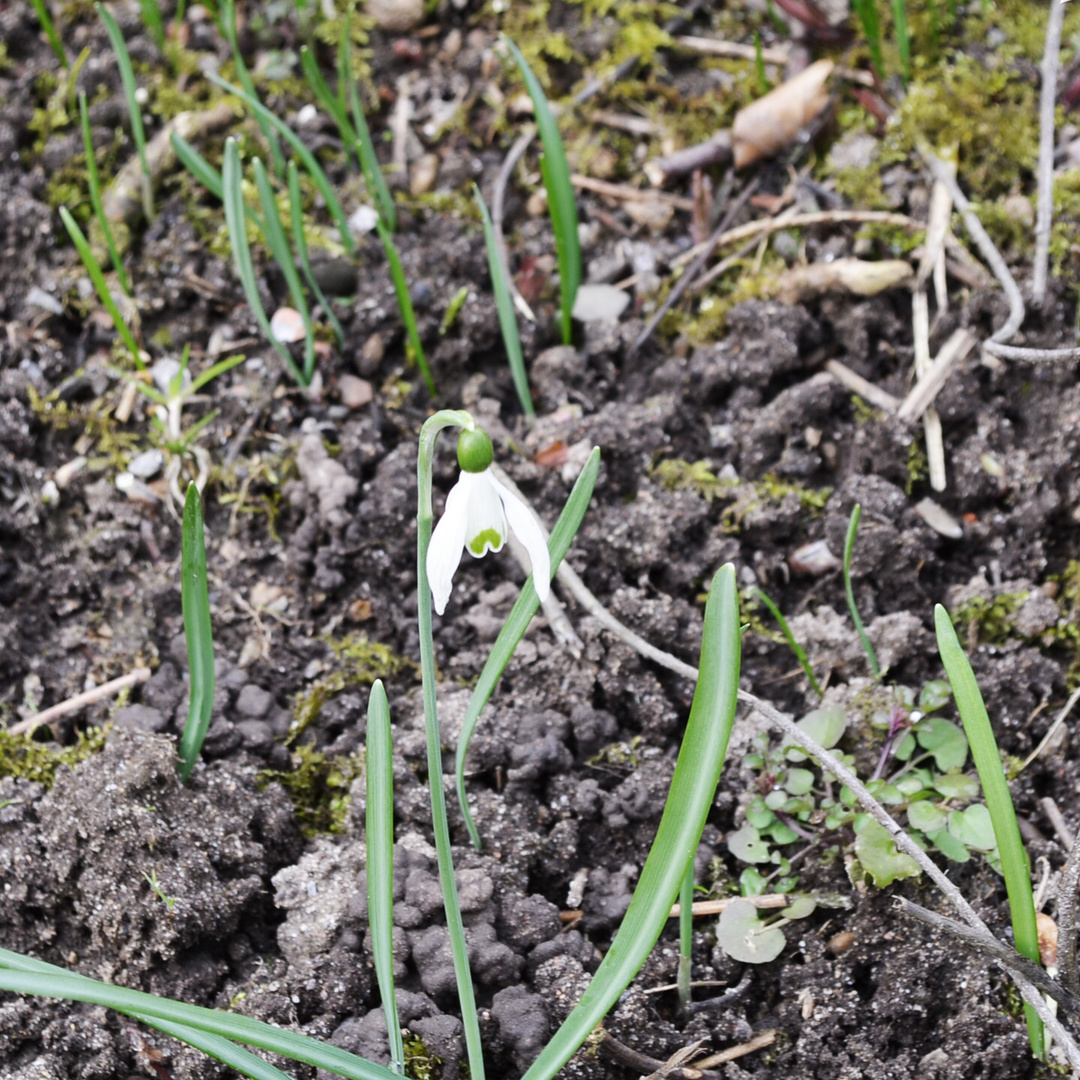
(895, 897), (1078, 1015)
(1021, 685), (1080, 772)
(1057, 836), (1080, 999)
(983, 342), (1080, 363)
(911, 288), (947, 490)
(491, 127), (537, 323)
(670, 210), (919, 269)
(1033, 0), (1066, 304)
(897, 328), (978, 423)
(1040, 797), (1075, 849)
(824, 360), (902, 413)
(627, 178), (760, 358)
(8, 667), (153, 736)
(572, 174), (696, 209)
(674, 35), (790, 65)
(921, 149), (1026, 344)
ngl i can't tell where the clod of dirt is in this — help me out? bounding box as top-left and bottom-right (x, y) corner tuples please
(0, 729), (300, 985)
(295, 432), (360, 529)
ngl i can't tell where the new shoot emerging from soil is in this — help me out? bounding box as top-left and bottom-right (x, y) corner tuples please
(501, 36), (581, 346)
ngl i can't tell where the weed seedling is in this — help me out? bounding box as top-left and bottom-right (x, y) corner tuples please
(142, 869), (177, 912)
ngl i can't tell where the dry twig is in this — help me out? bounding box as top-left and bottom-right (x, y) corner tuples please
(1033, 0), (1067, 304)
(8, 667), (152, 736)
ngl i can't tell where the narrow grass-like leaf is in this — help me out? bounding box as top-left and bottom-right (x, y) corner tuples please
(500, 36), (580, 345)
(136, 0), (165, 50)
(171, 132), (268, 234)
(288, 160), (344, 349)
(377, 218), (435, 396)
(220, 0), (285, 176)
(0, 948), (294, 1080)
(934, 605), (1044, 1057)
(457, 449), (601, 848)
(59, 206), (144, 370)
(519, 564), (740, 1080)
(189, 353), (246, 395)
(208, 73), (356, 255)
(301, 45), (356, 166)
(754, 587), (823, 698)
(222, 138), (307, 386)
(79, 92), (131, 297)
(366, 680), (405, 1075)
(677, 864), (693, 1010)
(752, 32), (769, 93)
(0, 955), (398, 1080)
(852, 0), (885, 81)
(474, 184), (534, 416)
(843, 504), (880, 679)
(892, 0), (911, 84)
(252, 157), (316, 381)
(29, 0), (68, 66)
(341, 15), (396, 232)
(178, 482), (215, 784)
(98, 3), (153, 220)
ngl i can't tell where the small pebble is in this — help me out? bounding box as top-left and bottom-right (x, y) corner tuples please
(828, 930), (855, 955)
(789, 539), (840, 575)
(339, 374), (374, 409)
(571, 284), (630, 323)
(410, 153), (439, 196)
(349, 205), (379, 235)
(914, 497), (963, 539)
(128, 448), (165, 479)
(270, 307), (306, 344)
(367, 0), (424, 31)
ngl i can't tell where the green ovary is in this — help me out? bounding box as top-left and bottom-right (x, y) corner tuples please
(468, 528), (503, 556)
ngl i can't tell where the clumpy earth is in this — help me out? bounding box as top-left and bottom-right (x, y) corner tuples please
(2, 0), (1080, 1078)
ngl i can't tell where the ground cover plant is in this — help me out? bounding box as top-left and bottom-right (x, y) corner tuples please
(4, 0), (1080, 1078)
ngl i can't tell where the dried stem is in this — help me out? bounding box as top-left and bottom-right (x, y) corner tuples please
(8, 667), (152, 736)
(1058, 837), (1080, 999)
(1033, 0), (1066, 304)
(896, 898), (1078, 1016)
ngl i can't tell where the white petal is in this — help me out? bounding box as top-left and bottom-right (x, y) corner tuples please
(488, 474), (551, 602)
(463, 471), (508, 559)
(426, 474), (470, 615)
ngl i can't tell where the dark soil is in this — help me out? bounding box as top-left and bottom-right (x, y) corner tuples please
(1, 2), (1079, 1079)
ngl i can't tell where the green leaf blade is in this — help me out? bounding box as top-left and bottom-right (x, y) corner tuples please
(177, 483), (215, 783)
(519, 564), (741, 1080)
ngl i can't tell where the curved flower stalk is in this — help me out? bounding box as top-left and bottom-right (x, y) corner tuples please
(414, 409), (491, 1080)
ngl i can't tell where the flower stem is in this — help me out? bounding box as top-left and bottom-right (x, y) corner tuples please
(416, 410), (485, 1080)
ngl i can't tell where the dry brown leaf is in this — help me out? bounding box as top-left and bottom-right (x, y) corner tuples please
(772, 258), (912, 303)
(732, 59), (834, 169)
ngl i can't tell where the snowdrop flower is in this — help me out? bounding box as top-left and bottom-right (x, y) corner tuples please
(427, 428), (550, 615)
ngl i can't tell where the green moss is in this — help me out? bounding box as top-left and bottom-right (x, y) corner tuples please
(587, 735), (643, 768)
(949, 591), (1027, 646)
(1048, 169), (1080, 284)
(757, 473), (831, 512)
(649, 457), (734, 501)
(905, 439), (928, 496)
(403, 1033), (444, 1080)
(850, 396), (881, 426)
(402, 190), (482, 221)
(0, 725), (110, 788)
(897, 54), (1037, 200)
(258, 743), (364, 836)
(288, 635), (417, 745)
(27, 385), (142, 470)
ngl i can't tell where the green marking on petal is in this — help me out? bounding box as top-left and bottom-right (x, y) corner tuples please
(468, 528), (502, 556)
